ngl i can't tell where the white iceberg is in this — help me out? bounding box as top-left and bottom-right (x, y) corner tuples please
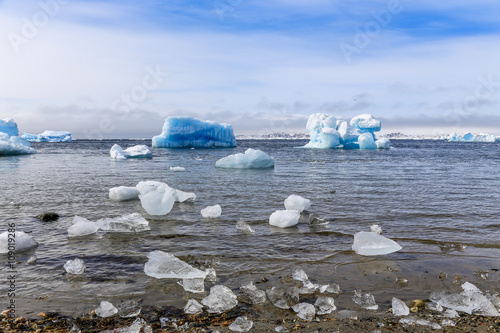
(284, 195), (311, 213)
(0, 118), (19, 137)
(64, 258), (86, 274)
(201, 285), (238, 314)
(95, 212), (150, 233)
(170, 166), (185, 172)
(352, 231), (402, 256)
(152, 116), (236, 148)
(215, 148), (274, 169)
(304, 114), (341, 149)
(358, 132), (377, 149)
(110, 144), (152, 160)
(109, 186), (141, 202)
(0, 231), (38, 253)
(201, 205), (222, 218)
(269, 210), (300, 228)
(22, 130), (72, 142)
(0, 133), (35, 155)
(376, 137), (390, 149)
(95, 301), (118, 318)
(67, 216), (99, 237)
(350, 114), (381, 133)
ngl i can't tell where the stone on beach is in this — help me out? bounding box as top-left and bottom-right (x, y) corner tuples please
(63, 258), (86, 275)
(0, 231), (38, 253)
(284, 194), (311, 213)
(269, 210), (300, 228)
(352, 231), (402, 256)
(201, 205), (222, 218)
(201, 285), (238, 314)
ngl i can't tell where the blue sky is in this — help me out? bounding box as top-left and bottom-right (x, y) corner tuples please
(1, 0), (500, 138)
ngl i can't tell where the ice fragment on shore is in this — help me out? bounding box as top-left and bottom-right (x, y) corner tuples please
(441, 319), (456, 327)
(68, 216), (99, 237)
(315, 296), (336, 315)
(399, 316), (442, 330)
(240, 281), (267, 304)
(266, 286), (300, 309)
(425, 302), (443, 312)
(352, 290), (378, 310)
(109, 186), (140, 202)
(110, 144), (152, 160)
(201, 204), (222, 218)
(269, 210), (300, 228)
(201, 285), (238, 314)
(96, 213), (150, 233)
(216, 148), (274, 169)
(443, 309), (459, 318)
(64, 258), (86, 275)
(275, 325), (290, 333)
(430, 291), (472, 314)
(392, 297), (409, 316)
(352, 231), (402, 256)
(117, 300), (141, 318)
(178, 278), (206, 293)
(236, 220), (255, 234)
(292, 303), (316, 321)
(292, 269), (319, 294)
(95, 301), (118, 318)
(284, 195), (311, 213)
(205, 267), (217, 282)
(229, 316), (253, 332)
(170, 166), (185, 171)
(0, 231), (38, 253)
(184, 299), (203, 315)
(319, 283), (341, 294)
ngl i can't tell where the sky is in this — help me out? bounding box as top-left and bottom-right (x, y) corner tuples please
(1, 0), (500, 138)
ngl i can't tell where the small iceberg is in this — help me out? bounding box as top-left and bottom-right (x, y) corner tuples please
(0, 231), (38, 253)
(0, 118), (19, 137)
(22, 130), (72, 142)
(215, 148), (274, 169)
(269, 210), (300, 228)
(152, 116), (236, 148)
(136, 181), (196, 215)
(67, 216), (99, 237)
(109, 186), (141, 202)
(352, 231), (402, 256)
(110, 144), (152, 160)
(201, 204), (222, 218)
(284, 195), (311, 213)
(1, 119), (36, 155)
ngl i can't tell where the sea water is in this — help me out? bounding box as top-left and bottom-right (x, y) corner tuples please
(1, 139), (499, 317)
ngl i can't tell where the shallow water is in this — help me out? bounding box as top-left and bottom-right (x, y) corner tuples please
(1, 139), (499, 317)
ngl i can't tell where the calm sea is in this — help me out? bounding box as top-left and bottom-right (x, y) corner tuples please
(1, 139), (499, 317)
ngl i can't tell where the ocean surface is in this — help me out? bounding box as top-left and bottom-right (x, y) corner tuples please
(1, 139), (499, 317)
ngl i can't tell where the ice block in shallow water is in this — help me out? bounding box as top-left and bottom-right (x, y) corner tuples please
(292, 303), (316, 321)
(139, 183), (176, 215)
(67, 216), (99, 237)
(352, 290), (378, 310)
(215, 148), (274, 169)
(352, 231), (402, 256)
(95, 212), (150, 233)
(269, 210), (300, 228)
(284, 195), (311, 213)
(0, 231), (38, 253)
(109, 186), (140, 201)
(144, 250), (207, 281)
(95, 301), (118, 318)
(350, 114), (382, 133)
(201, 205), (222, 218)
(64, 258), (86, 274)
(266, 286), (300, 309)
(202, 285), (238, 314)
(236, 220), (255, 234)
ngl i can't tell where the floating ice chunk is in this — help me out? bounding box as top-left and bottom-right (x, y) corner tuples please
(240, 281), (267, 304)
(236, 220), (255, 234)
(170, 166), (185, 171)
(284, 195), (311, 213)
(446, 132), (497, 142)
(352, 290), (378, 310)
(229, 316), (253, 332)
(201, 205), (222, 218)
(144, 250), (207, 281)
(184, 299), (203, 315)
(22, 130), (72, 142)
(27, 255), (37, 265)
(266, 286), (300, 309)
(292, 303), (316, 321)
(216, 148), (275, 169)
(358, 132), (377, 149)
(399, 316), (442, 330)
(392, 297), (409, 316)
(107, 318), (150, 333)
(315, 296), (336, 315)
(96, 213), (150, 233)
(370, 224), (383, 234)
(202, 285), (238, 314)
(304, 114), (341, 149)
(67, 216), (99, 237)
(269, 210), (300, 228)
(376, 138), (390, 149)
(0, 135), (36, 155)
(110, 144), (152, 160)
(174, 189), (196, 203)
(136, 181), (163, 194)
(64, 258), (86, 274)
(109, 186), (140, 202)
(152, 116), (236, 148)
(0, 231), (38, 253)
(95, 301), (118, 318)
(117, 300), (141, 318)
(352, 231), (402, 256)
(0, 118), (19, 137)
(139, 183), (176, 215)
(350, 114), (381, 133)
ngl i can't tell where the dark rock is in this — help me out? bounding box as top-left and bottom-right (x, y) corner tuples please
(37, 212), (60, 222)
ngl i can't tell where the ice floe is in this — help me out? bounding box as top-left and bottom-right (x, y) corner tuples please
(110, 144), (152, 160)
(216, 148), (274, 169)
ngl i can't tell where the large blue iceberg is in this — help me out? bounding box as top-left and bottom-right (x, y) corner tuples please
(22, 130), (72, 142)
(304, 113), (389, 149)
(445, 132), (499, 142)
(152, 117), (236, 148)
(0, 118), (35, 155)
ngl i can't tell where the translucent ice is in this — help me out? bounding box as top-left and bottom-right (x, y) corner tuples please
(292, 269), (319, 294)
(352, 290), (378, 310)
(144, 250), (207, 281)
(201, 285), (238, 314)
(399, 317), (442, 330)
(152, 116), (236, 148)
(392, 297), (409, 316)
(110, 144), (152, 160)
(216, 148), (274, 169)
(236, 220), (255, 234)
(67, 216), (99, 237)
(109, 186), (140, 201)
(117, 300), (141, 318)
(205, 267), (217, 282)
(228, 316), (253, 332)
(201, 205), (222, 218)
(22, 130), (72, 142)
(376, 137), (390, 149)
(0, 118), (19, 137)
(315, 296), (336, 315)
(184, 299), (203, 315)
(266, 286), (300, 309)
(304, 114), (341, 148)
(292, 303), (316, 321)
(174, 189), (196, 203)
(0, 231), (38, 253)
(352, 231), (402, 256)
(96, 213), (150, 233)
(178, 278), (206, 293)
(139, 183), (176, 215)
(284, 195), (311, 213)
(64, 258), (86, 274)
(429, 290), (472, 314)
(269, 210), (300, 228)
(240, 281), (267, 304)
(95, 301), (118, 317)
(370, 224), (383, 234)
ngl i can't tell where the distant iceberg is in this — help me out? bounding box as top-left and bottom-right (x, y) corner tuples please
(445, 132), (499, 142)
(0, 119), (35, 155)
(110, 144), (152, 160)
(304, 113), (389, 149)
(152, 116), (237, 148)
(21, 130), (72, 142)
(215, 148), (274, 169)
